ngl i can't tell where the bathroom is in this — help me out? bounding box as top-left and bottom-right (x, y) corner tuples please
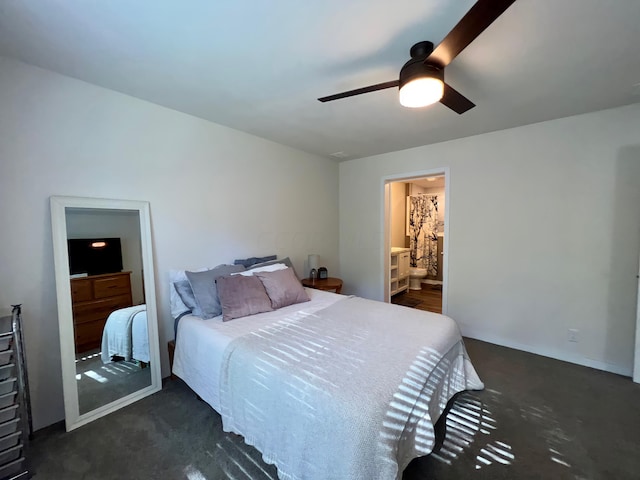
(389, 176), (444, 313)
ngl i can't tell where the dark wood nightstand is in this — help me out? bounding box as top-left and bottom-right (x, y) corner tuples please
(301, 277), (343, 294)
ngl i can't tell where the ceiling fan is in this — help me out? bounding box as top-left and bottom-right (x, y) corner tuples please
(318, 0), (517, 113)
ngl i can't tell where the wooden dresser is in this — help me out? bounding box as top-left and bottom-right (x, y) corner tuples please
(70, 271), (133, 353)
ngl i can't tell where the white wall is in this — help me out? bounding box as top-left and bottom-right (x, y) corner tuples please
(0, 57), (339, 430)
(340, 103), (640, 377)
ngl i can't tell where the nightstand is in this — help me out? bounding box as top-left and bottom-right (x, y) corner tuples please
(301, 277), (343, 294)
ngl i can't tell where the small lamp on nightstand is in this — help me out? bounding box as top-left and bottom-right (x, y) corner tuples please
(308, 254), (319, 280)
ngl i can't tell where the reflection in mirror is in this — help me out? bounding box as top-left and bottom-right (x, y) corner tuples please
(66, 208), (151, 414)
(51, 197), (161, 431)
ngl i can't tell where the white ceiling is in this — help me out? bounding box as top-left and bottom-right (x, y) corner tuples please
(1, 0), (639, 160)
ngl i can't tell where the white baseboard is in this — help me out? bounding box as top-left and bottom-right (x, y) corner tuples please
(460, 324), (631, 377)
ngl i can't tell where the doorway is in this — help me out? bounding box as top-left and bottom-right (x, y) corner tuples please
(383, 170), (449, 314)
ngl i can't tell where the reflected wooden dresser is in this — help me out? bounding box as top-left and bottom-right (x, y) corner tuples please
(70, 272), (133, 354)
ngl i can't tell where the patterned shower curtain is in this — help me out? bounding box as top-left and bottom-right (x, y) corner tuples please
(409, 194), (438, 277)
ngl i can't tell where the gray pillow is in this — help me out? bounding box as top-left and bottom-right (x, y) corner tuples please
(233, 254), (277, 268)
(185, 264), (246, 319)
(216, 274), (273, 322)
(249, 256), (297, 278)
(254, 268), (310, 309)
(173, 280), (201, 317)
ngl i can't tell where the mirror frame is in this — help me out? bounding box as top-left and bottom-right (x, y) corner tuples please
(50, 195), (162, 431)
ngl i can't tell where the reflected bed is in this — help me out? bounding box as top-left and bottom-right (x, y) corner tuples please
(101, 304), (149, 364)
(173, 288), (483, 480)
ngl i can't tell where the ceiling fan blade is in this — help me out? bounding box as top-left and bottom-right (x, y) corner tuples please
(427, 0), (517, 67)
(318, 80), (399, 102)
(440, 83), (475, 114)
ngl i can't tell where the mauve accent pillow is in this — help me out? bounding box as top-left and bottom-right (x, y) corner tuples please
(186, 264), (246, 319)
(216, 274), (274, 322)
(254, 267), (310, 309)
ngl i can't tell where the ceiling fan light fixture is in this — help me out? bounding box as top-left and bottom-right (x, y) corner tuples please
(398, 60), (444, 108)
(399, 77), (444, 108)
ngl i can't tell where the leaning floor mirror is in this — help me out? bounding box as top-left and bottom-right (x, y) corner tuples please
(50, 196), (162, 431)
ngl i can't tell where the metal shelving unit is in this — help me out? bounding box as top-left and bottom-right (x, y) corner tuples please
(0, 306), (32, 480)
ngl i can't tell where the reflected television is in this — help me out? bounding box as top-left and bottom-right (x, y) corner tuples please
(67, 238), (123, 276)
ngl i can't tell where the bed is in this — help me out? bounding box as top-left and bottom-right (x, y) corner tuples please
(100, 304), (149, 364)
(172, 281), (483, 480)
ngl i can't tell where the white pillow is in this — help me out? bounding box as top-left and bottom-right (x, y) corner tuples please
(169, 268), (207, 318)
(231, 263), (288, 276)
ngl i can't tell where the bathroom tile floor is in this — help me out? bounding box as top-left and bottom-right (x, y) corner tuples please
(391, 284), (442, 313)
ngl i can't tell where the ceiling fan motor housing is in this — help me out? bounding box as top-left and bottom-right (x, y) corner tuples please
(409, 40), (435, 59)
(399, 41), (444, 90)
(399, 59), (444, 90)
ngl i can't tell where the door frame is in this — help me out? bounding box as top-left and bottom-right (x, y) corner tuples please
(381, 167), (450, 314)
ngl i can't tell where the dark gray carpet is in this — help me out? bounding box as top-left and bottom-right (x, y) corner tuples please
(28, 338), (640, 479)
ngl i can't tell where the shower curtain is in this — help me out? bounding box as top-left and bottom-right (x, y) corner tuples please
(409, 194), (438, 277)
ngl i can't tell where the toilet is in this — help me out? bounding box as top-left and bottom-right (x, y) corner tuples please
(409, 267), (427, 290)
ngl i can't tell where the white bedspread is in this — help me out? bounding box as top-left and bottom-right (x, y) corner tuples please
(173, 289), (483, 480)
(217, 296), (483, 480)
(173, 288), (342, 411)
(101, 304), (148, 363)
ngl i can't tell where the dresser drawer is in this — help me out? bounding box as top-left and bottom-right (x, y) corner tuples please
(71, 272), (133, 353)
(94, 274), (131, 299)
(71, 279), (93, 303)
(73, 294), (133, 325)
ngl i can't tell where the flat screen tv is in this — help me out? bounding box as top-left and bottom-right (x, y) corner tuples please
(67, 238), (123, 276)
